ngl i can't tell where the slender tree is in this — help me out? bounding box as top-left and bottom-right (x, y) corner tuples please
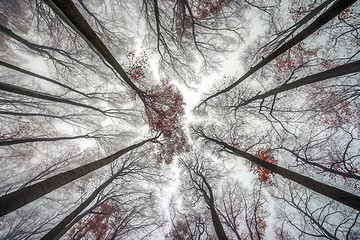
(273, 182), (360, 239)
(0, 81), (118, 116)
(233, 60), (360, 110)
(194, 127), (360, 211)
(201, 0), (357, 104)
(181, 155), (229, 240)
(43, 0), (147, 101)
(40, 149), (155, 240)
(0, 133), (160, 216)
(0, 60), (93, 99)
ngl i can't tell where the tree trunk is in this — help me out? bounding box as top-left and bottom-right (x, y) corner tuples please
(199, 172), (229, 240)
(0, 110), (65, 119)
(0, 60), (90, 98)
(198, 132), (360, 211)
(41, 170), (122, 240)
(240, 60), (360, 107)
(0, 135), (158, 216)
(202, 0), (357, 103)
(0, 134), (91, 146)
(267, 0), (334, 50)
(44, 0), (146, 100)
(0, 81), (105, 114)
(210, 207), (229, 240)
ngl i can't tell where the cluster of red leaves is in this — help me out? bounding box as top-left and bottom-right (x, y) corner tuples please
(339, 7), (354, 20)
(126, 50), (149, 82)
(68, 200), (120, 240)
(275, 43), (318, 73)
(254, 216), (267, 239)
(145, 80), (189, 164)
(252, 148), (277, 185)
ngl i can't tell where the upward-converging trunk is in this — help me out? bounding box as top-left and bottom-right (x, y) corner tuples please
(41, 169), (123, 240)
(0, 81), (106, 114)
(238, 60), (360, 107)
(44, 0), (146, 100)
(0, 134), (91, 146)
(0, 135), (158, 216)
(0, 60), (91, 98)
(202, 0), (357, 104)
(202, 178), (229, 240)
(198, 132), (360, 211)
(184, 160), (229, 240)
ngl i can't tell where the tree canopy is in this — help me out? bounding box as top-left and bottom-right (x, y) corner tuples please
(0, 0), (359, 239)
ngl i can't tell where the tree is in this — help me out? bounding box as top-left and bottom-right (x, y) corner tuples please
(273, 182), (360, 239)
(200, 0), (357, 104)
(42, 149), (163, 240)
(194, 127), (360, 211)
(43, 0), (147, 101)
(180, 154), (229, 240)
(0, 134), (159, 216)
(231, 60), (359, 110)
(218, 181), (268, 240)
(1, 0), (359, 238)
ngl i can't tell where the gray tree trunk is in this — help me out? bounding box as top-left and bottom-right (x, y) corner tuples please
(0, 81), (105, 114)
(41, 169), (122, 240)
(239, 60), (360, 107)
(0, 135), (158, 216)
(202, 0), (357, 103)
(197, 131), (360, 211)
(0, 134), (92, 146)
(44, 0), (146, 101)
(0, 60), (90, 98)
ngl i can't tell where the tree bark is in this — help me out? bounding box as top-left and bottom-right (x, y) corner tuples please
(0, 135), (158, 216)
(41, 170), (122, 240)
(44, 0), (146, 100)
(209, 207), (229, 240)
(184, 159), (229, 240)
(0, 60), (90, 98)
(239, 60), (360, 107)
(0, 81), (105, 114)
(202, 177), (229, 240)
(197, 131), (360, 211)
(202, 0), (357, 104)
(0, 134), (91, 146)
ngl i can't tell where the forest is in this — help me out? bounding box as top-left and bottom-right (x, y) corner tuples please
(0, 0), (359, 239)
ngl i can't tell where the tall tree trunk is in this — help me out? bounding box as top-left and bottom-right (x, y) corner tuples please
(203, 179), (229, 240)
(41, 169), (123, 240)
(0, 135), (159, 216)
(239, 60), (360, 107)
(0, 134), (92, 146)
(0, 81), (105, 114)
(261, 0), (334, 52)
(201, 0), (357, 104)
(0, 24), (91, 68)
(196, 130), (360, 211)
(182, 161), (228, 240)
(44, 0), (146, 101)
(0, 60), (90, 98)
(0, 110), (67, 119)
(209, 207), (229, 240)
